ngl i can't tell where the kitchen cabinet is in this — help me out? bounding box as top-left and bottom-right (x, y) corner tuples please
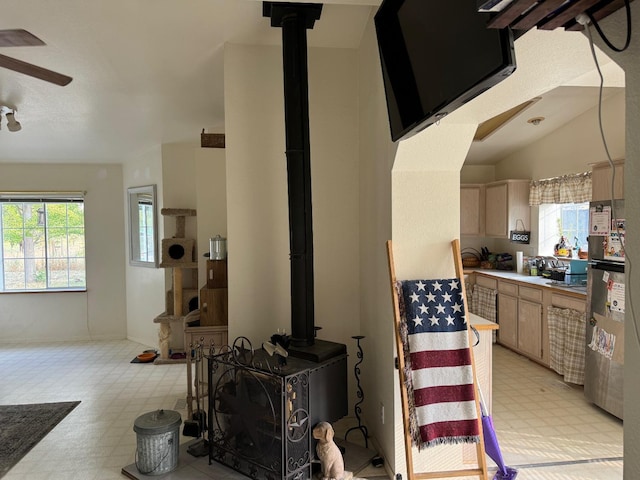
(497, 290), (518, 350)
(591, 159), (624, 201)
(184, 324), (228, 407)
(547, 292), (587, 384)
(497, 280), (518, 350)
(460, 184), (485, 236)
(496, 279), (545, 363)
(475, 271), (586, 366)
(518, 286), (544, 360)
(476, 275), (497, 290)
(484, 180), (530, 238)
(518, 299), (543, 359)
(550, 292), (586, 313)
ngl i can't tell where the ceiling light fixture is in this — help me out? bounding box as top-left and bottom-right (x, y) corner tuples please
(0, 105), (22, 132)
(527, 116), (545, 126)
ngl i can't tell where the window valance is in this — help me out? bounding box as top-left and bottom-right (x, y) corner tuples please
(529, 172), (592, 206)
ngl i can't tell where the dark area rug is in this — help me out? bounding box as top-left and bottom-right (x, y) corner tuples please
(0, 401), (80, 478)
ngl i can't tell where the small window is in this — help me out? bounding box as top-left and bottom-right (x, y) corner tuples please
(538, 202), (590, 256)
(0, 193), (86, 292)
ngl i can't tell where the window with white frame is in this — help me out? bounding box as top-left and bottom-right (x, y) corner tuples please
(538, 202), (590, 256)
(530, 172), (591, 257)
(136, 199), (155, 263)
(0, 193), (86, 291)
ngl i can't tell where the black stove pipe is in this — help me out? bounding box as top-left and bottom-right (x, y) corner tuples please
(264, 2), (323, 348)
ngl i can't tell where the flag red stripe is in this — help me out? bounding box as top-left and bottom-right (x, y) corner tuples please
(413, 384), (476, 407)
(410, 348), (472, 369)
(419, 419), (480, 443)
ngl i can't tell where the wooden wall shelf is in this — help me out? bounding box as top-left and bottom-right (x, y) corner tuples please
(487, 0), (631, 32)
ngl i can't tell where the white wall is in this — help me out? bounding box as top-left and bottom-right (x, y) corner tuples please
(356, 14), (397, 471)
(224, 41), (361, 407)
(195, 147), (227, 289)
(391, 127), (476, 476)
(495, 91), (625, 180)
(123, 146), (166, 348)
(160, 142), (228, 350)
(224, 44), (291, 344)
(123, 143), (228, 350)
(0, 163), (126, 342)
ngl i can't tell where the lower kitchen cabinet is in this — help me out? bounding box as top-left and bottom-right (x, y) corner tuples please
(518, 299), (543, 359)
(497, 292), (518, 350)
(477, 273), (585, 367)
(496, 279), (546, 364)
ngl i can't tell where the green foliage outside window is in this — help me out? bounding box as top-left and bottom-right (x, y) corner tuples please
(1, 201), (86, 291)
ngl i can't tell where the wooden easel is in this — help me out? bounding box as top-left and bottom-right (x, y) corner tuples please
(386, 239), (489, 480)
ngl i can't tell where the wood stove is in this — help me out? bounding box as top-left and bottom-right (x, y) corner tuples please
(205, 3), (350, 477)
(207, 341), (347, 479)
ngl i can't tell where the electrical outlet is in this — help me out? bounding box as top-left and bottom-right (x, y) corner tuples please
(380, 402), (385, 424)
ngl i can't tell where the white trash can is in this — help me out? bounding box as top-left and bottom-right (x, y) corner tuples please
(133, 409), (182, 475)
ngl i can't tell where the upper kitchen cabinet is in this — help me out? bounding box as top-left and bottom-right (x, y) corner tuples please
(591, 159), (624, 201)
(461, 184), (485, 236)
(484, 180), (531, 238)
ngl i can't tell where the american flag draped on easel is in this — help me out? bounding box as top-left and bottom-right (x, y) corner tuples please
(397, 278), (480, 449)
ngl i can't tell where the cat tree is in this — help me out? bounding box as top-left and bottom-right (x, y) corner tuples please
(153, 208), (198, 363)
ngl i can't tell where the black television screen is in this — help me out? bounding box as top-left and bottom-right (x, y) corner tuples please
(374, 0), (516, 142)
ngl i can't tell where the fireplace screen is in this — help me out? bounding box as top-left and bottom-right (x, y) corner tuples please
(207, 339), (312, 480)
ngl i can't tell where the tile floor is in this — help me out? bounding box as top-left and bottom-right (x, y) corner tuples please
(0, 340), (623, 479)
(489, 345), (623, 479)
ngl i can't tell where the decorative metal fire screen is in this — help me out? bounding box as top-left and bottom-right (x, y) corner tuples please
(207, 338), (312, 480)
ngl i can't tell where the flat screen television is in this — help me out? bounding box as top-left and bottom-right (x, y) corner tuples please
(374, 0), (516, 142)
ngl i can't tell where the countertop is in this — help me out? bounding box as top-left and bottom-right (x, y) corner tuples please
(467, 269), (587, 299)
(469, 312), (498, 330)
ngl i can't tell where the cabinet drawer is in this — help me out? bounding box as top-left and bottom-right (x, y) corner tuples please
(519, 285), (542, 303)
(476, 275), (497, 290)
(185, 326), (228, 350)
(498, 281), (518, 296)
(551, 294), (586, 312)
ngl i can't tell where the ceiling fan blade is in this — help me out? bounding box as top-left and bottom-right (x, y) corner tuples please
(0, 53), (72, 86)
(0, 29), (46, 47)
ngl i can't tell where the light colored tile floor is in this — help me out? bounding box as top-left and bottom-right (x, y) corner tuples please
(0, 340), (623, 479)
(0, 340), (378, 480)
(491, 344), (623, 479)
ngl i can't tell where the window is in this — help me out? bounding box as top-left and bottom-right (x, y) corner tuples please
(530, 171), (591, 257)
(0, 193), (86, 292)
(136, 200), (155, 263)
(538, 202), (590, 256)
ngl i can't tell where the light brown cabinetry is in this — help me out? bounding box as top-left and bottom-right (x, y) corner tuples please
(476, 275), (497, 290)
(200, 260), (228, 326)
(484, 180), (530, 238)
(477, 272), (587, 366)
(460, 184), (485, 236)
(550, 293), (586, 312)
(518, 299), (543, 359)
(184, 324), (228, 406)
(497, 290), (518, 350)
(518, 286), (544, 360)
(591, 159), (624, 201)
(496, 279), (545, 363)
(461, 179), (530, 238)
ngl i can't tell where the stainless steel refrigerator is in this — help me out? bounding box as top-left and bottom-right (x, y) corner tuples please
(585, 199), (625, 419)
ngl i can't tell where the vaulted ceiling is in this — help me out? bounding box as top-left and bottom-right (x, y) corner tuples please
(0, 0), (375, 163)
(0, 0), (625, 165)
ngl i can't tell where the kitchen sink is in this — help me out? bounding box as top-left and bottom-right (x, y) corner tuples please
(546, 280), (587, 294)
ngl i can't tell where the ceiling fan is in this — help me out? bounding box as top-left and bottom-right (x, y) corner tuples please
(0, 29), (72, 86)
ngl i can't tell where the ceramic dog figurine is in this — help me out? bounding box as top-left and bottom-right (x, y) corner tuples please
(312, 421), (345, 480)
